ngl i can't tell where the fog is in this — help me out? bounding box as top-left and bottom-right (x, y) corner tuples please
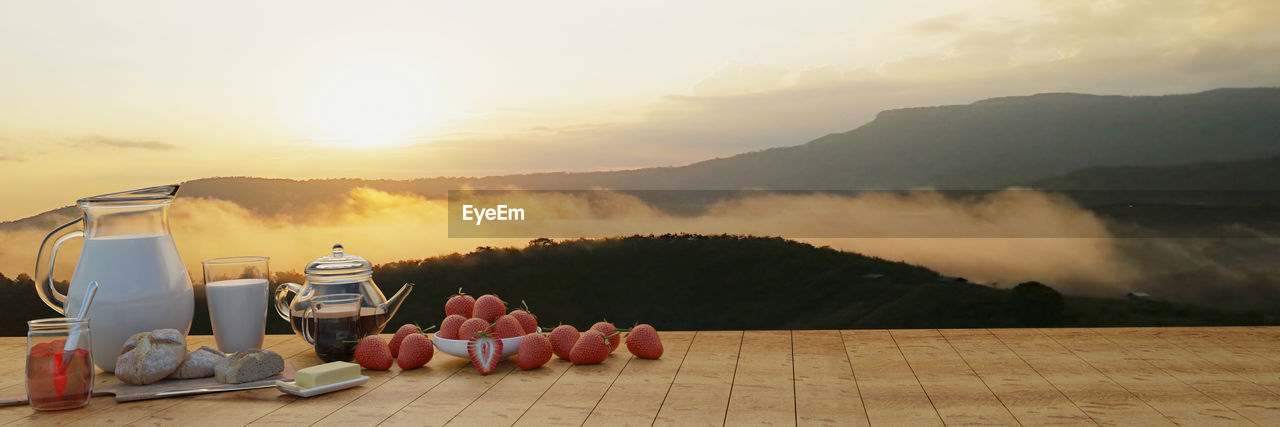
(3, 188), (1275, 308)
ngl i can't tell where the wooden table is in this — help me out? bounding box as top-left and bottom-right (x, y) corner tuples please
(1, 327), (1278, 426)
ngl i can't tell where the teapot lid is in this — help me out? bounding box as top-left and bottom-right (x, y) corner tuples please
(304, 244), (372, 283)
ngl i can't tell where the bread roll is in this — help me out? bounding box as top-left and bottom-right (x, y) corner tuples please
(214, 349), (284, 384)
(168, 346), (226, 379)
(115, 329), (187, 385)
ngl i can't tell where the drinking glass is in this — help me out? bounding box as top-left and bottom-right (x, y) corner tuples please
(301, 293), (363, 362)
(26, 318), (93, 411)
(203, 256), (270, 353)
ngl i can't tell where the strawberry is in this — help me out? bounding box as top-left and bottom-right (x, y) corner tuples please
(626, 324), (663, 359)
(590, 321), (621, 353)
(353, 335), (393, 370)
(389, 324), (419, 357)
(570, 330), (613, 365)
(397, 333), (434, 370)
(458, 318), (490, 340)
(549, 325), (579, 359)
(445, 288), (475, 318)
(471, 294), (506, 322)
(439, 314), (468, 340)
(468, 332), (503, 375)
(510, 300), (538, 333)
(494, 315), (525, 339)
(518, 332), (553, 370)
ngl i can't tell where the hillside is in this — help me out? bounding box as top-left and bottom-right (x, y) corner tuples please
(368, 235), (1274, 332)
(3, 235), (1272, 336)
(1035, 154), (1280, 190)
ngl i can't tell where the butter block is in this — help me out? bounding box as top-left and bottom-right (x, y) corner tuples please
(275, 380), (302, 392)
(295, 361), (361, 389)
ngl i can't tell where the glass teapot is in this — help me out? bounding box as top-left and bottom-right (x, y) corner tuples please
(274, 244), (413, 341)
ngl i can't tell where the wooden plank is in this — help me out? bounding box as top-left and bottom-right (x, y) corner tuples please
(891, 330), (1018, 426)
(248, 334), (460, 426)
(651, 331), (743, 427)
(2, 328), (1280, 426)
(841, 330), (942, 426)
(790, 330), (868, 426)
(583, 331), (696, 426)
(938, 329), (1094, 425)
(316, 353), (473, 426)
(1040, 328), (1251, 425)
(447, 358), (574, 426)
(1094, 328), (1280, 425)
(127, 336), (320, 426)
(1213, 327), (1280, 364)
(515, 348), (637, 426)
(724, 330), (795, 426)
(991, 328), (1173, 425)
(6, 334), (250, 426)
(1158, 327), (1280, 395)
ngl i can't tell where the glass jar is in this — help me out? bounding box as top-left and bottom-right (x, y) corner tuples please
(26, 318), (94, 411)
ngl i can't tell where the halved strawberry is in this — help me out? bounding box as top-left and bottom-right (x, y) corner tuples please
(467, 334), (504, 375)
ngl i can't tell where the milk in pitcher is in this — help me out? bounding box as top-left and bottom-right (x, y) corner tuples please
(65, 234), (193, 372)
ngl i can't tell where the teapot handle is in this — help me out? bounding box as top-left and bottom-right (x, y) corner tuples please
(274, 282), (302, 321)
(34, 217), (84, 314)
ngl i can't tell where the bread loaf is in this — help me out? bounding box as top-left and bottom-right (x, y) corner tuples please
(214, 349), (284, 384)
(168, 346), (226, 379)
(115, 329), (187, 385)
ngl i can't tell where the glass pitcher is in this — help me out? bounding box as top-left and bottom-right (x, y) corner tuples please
(33, 185), (195, 372)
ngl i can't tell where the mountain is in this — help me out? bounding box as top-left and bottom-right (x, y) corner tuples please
(6, 87), (1278, 223)
(579, 87), (1280, 190)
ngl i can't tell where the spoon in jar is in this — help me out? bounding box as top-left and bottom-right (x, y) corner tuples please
(61, 281), (98, 370)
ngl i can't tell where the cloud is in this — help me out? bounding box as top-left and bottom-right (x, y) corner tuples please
(385, 1), (1280, 176)
(67, 135), (180, 151)
(5, 187), (1274, 308)
(0, 187), (1132, 295)
(692, 63), (790, 97)
(906, 12), (971, 36)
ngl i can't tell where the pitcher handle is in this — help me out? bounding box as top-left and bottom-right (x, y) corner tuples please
(274, 282), (302, 321)
(34, 217), (84, 314)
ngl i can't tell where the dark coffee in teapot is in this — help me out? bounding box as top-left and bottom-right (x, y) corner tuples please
(289, 307), (386, 344)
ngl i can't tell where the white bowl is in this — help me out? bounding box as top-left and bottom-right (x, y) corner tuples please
(433, 327), (541, 359)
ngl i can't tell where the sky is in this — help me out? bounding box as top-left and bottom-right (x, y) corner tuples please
(2, 0), (1279, 220)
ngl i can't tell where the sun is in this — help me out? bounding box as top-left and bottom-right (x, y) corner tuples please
(300, 69), (437, 148)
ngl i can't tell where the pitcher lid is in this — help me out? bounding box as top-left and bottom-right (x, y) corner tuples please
(304, 244), (373, 283)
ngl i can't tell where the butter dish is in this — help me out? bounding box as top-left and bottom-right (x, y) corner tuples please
(275, 375), (369, 398)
